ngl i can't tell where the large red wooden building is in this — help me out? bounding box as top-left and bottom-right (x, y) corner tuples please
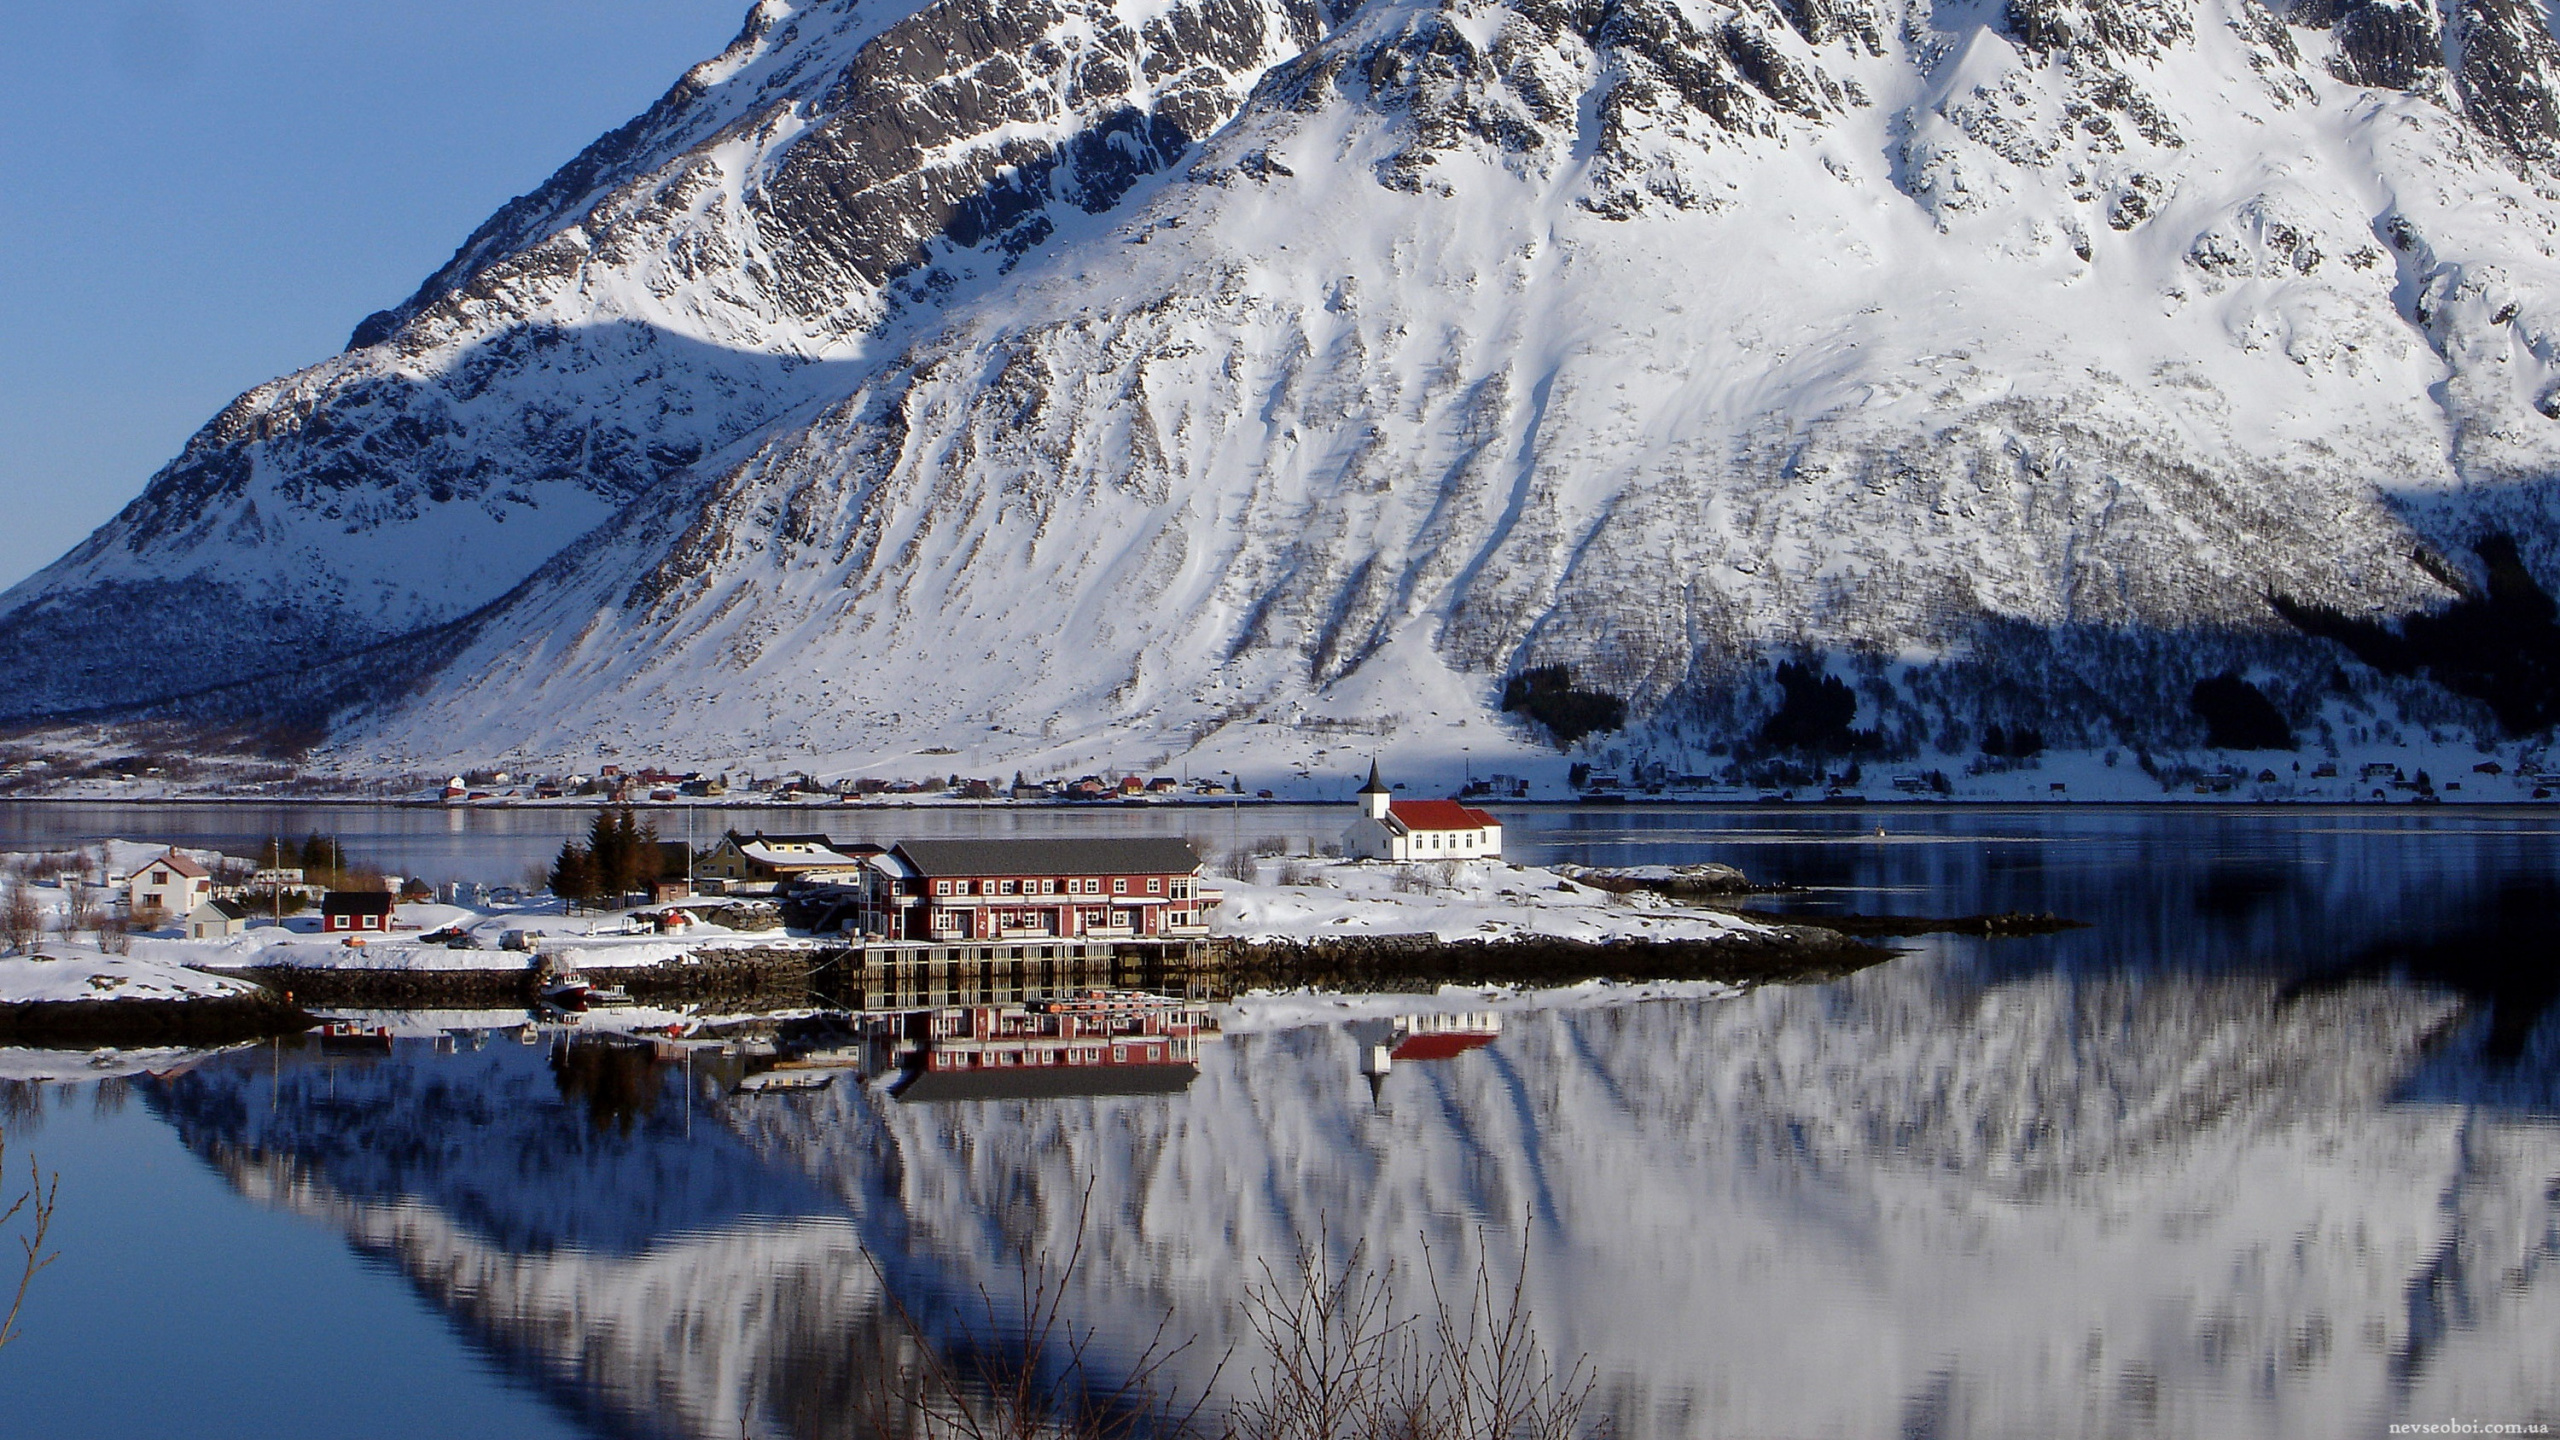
(860, 838), (1214, 941)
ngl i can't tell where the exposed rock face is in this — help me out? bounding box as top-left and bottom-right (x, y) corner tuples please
(10, 0), (2560, 772)
(2454, 0), (2560, 166)
(2325, 0), (2442, 90)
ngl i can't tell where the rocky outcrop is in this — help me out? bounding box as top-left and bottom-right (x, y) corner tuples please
(2326, 0), (2443, 89)
(2455, 0), (2560, 166)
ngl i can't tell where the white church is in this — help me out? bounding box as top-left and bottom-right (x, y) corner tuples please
(1340, 762), (1503, 862)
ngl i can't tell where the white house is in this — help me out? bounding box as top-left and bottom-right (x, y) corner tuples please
(1340, 763), (1503, 862)
(127, 850), (214, 922)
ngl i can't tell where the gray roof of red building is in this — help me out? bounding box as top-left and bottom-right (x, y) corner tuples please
(890, 838), (1202, 878)
(320, 891), (395, 915)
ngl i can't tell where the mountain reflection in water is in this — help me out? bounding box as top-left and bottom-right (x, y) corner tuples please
(139, 962), (2557, 1439)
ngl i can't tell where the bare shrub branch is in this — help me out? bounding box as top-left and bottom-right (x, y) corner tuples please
(1232, 1222), (1602, 1440)
(0, 1125), (60, 1349)
(0, 883), (40, 955)
(821, 1198), (1599, 1440)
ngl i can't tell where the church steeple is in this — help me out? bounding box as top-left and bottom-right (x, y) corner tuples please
(1358, 759), (1392, 819)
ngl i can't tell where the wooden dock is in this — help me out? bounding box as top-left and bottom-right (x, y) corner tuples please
(807, 938), (1214, 1011)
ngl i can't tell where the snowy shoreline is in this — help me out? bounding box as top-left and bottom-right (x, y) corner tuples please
(0, 845), (1878, 1037)
(0, 945), (309, 1046)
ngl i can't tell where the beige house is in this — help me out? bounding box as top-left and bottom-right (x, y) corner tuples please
(128, 850), (215, 922)
(185, 897), (253, 939)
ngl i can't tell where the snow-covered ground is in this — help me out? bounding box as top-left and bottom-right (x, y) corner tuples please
(0, 946), (259, 1005)
(3, 834), (1795, 980)
(126, 899), (794, 974)
(1210, 858), (1773, 944)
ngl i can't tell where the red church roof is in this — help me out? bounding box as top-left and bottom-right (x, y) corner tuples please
(1385, 799), (1499, 832)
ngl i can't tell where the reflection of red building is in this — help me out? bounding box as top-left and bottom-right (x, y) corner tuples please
(1353, 1013), (1502, 1098)
(881, 993), (1219, 1101)
(1385, 1020), (1501, 1061)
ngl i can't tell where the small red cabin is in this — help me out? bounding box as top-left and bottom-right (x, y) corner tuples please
(319, 891), (395, 933)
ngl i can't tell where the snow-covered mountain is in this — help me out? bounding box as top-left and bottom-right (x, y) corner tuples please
(11, 0), (2560, 779)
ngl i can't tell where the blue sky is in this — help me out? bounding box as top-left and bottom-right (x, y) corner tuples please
(0, 1), (745, 592)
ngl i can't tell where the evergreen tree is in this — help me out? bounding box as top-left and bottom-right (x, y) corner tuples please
(550, 840), (596, 910)
(299, 832), (334, 879)
(585, 810), (625, 903)
(633, 815), (664, 887)
(584, 808), (661, 904)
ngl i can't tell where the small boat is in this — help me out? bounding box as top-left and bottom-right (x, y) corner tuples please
(317, 1021), (393, 1053)
(539, 971), (592, 1008)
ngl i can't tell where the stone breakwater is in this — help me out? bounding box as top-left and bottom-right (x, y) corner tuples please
(213, 946), (822, 1012)
(181, 925), (1884, 1015)
(0, 991), (312, 1047)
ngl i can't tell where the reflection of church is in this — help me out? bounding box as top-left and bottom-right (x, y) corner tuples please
(1349, 1011), (1503, 1100)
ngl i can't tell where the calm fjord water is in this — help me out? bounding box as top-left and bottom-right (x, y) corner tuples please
(3, 804), (2554, 1438)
